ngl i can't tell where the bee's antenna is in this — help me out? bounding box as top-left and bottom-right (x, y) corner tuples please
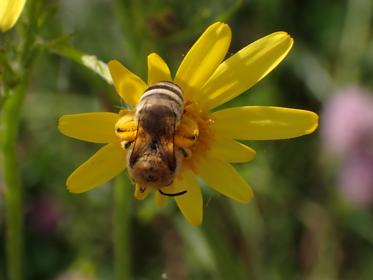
(159, 189), (187, 197)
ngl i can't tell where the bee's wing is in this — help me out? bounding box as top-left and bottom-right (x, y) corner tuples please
(130, 99), (150, 167)
(129, 126), (151, 167)
(158, 109), (179, 172)
(158, 134), (177, 172)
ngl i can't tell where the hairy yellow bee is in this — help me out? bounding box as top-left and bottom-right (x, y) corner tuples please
(115, 81), (199, 197)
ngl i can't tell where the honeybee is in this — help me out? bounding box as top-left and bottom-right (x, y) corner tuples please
(115, 81), (198, 197)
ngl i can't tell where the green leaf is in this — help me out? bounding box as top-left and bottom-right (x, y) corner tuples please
(47, 42), (113, 84)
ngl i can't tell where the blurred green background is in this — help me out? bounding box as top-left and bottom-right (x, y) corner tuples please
(1, 0), (373, 279)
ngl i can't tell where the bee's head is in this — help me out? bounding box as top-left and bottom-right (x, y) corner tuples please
(128, 153), (175, 188)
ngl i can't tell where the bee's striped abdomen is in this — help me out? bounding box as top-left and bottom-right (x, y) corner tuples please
(136, 81), (184, 125)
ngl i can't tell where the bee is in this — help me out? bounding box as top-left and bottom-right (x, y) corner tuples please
(115, 81), (198, 197)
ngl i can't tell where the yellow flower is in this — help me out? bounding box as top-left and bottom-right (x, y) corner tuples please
(0, 0), (26, 32)
(59, 22), (318, 225)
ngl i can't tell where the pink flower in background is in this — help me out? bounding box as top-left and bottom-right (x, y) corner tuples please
(321, 87), (373, 157)
(340, 154), (373, 206)
(56, 271), (94, 280)
(321, 87), (373, 206)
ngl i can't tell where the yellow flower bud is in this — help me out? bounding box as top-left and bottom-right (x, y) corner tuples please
(0, 0), (26, 32)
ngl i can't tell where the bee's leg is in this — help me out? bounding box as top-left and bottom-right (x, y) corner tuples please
(134, 184), (150, 200)
(179, 147), (192, 158)
(115, 116), (138, 142)
(175, 115), (199, 148)
(123, 141), (133, 149)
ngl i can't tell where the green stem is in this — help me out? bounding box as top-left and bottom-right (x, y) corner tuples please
(1, 2), (38, 278)
(113, 175), (132, 280)
(336, 0), (372, 83)
(1, 85), (27, 280)
(113, 0), (149, 77)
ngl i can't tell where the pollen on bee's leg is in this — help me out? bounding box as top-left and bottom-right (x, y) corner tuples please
(115, 117), (138, 142)
(175, 115), (199, 148)
(134, 184), (150, 200)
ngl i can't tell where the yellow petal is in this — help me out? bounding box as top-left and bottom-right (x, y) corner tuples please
(58, 113), (119, 143)
(67, 143), (126, 193)
(174, 22), (231, 100)
(197, 32), (293, 110)
(209, 135), (256, 163)
(174, 171), (203, 226)
(196, 155), (253, 203)
(213, 106), (319, 140)
(134, 184), (151, 200)
(108, 60), (147, 106)
(147, 53), (171, 85)
(0, 0), (26, 32)
(155, 191), (168, 206)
